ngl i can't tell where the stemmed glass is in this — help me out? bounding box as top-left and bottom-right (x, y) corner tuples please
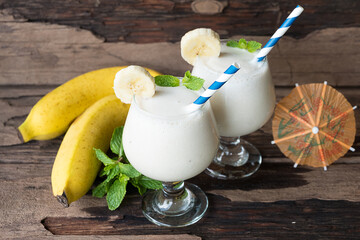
(192, 40), (276, 179)
(122, 88), (219, 227)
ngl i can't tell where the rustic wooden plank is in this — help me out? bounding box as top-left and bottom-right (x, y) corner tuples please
(1, 0), (359, 42)
(41, 198), (360, 239)
(0, 12), (359, 87)
(0, 162), (359, 238)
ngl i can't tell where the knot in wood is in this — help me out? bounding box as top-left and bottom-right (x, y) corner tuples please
(191, 0), (227, 15)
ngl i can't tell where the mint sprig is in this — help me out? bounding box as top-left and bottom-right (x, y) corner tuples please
(182, 71), (205, 91)
(155, 75), (180, 87)
(226, 38), (262, 53)
(92, 126), (163, 210)
(154, 72), (205, 91)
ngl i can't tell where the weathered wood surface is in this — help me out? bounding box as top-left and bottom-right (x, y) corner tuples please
(1, 12), (359, 87)
(1, 85), (359, 238)
(0, 7), (360, 240)
(42, 198), (360, 239)
(1, 0), (359, 42)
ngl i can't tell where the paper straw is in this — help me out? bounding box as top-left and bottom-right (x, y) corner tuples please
(192, 63), (240, 106)
(256, 5), (304, 62)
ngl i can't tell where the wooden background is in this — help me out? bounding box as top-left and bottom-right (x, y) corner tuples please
(0, 0), (359, 239)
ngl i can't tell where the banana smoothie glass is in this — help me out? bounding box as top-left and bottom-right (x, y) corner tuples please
(122, 84), (219, 227)
(191, 40), (276, 180)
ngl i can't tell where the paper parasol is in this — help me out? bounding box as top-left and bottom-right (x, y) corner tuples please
(272, 82), (356, 170)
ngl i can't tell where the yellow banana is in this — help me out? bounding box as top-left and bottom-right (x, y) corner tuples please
(51, 95), (129, 207)
(18, 66), (161, 142)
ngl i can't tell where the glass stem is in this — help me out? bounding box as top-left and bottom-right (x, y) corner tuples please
(218, 136), (249, 166)
(154, 181), (194, 216)
(220, 136), (241, 146)
(162, 181), (185, 198)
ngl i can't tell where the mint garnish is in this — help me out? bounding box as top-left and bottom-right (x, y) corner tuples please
(109, 127), (123, 155)
(155, 72), (205, 91)
(238, 39), (248, 49)
(131, 175), (163, 195)
(92, 180), (109, 198)
(247, 41), (262, 53)
(137, 175), (163, 189)
(92, 126), (163, 210)
(155, 75), (180, 87)
(182, 71), (205, 91)
(226, 39), (262, 53)
(94, 148), (116, 166)
(106, 175), (128, 210)
(226, 40), (239, 48)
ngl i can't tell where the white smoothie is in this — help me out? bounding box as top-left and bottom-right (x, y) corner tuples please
(122, 85), (219, 182)
(191, 42), (276, 137)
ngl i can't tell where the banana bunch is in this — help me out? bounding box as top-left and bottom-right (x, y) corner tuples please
(18, 66), (161, 206)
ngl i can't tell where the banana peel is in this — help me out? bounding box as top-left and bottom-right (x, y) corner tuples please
(18, 66), (161, 142)
(51, 95), (129, 206)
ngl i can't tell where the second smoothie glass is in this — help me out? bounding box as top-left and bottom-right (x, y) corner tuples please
(192, 41), (276, 179)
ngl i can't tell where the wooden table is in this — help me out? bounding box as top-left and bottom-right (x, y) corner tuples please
(1, 1), (359, 239)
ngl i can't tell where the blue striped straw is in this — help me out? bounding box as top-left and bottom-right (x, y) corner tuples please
(256, 5), (304, 62)
(192, 63), (240, 106)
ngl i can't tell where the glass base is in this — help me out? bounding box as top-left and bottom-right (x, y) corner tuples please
(205, 137), (262, 180)
(142, 182), (208, 227)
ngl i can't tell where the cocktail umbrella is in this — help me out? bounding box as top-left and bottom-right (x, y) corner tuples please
(271, 82), (356, 170)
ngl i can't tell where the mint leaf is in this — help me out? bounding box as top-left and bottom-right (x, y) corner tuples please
(238, 39), (247, 49)
(99, 164), (115, 177)
(110, 127), (123, 155)
(118, 162), (141, 178)
(182, 71), (205, 91)
(92, 180), (110, 198)
(155, 75), (180, 87)
(226, 40), (239, 48)
(247, 41), (262, 53)
(227, 38), (262, 53)
(130, 178), (148, 195)
(106, 164), (121, 182)
(94, 148), (116, 166)
(106, 175), (129, 211)
(138, 175), (163, 189)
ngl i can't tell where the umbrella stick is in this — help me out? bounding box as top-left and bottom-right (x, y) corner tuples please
(319, 130), (355, 152)
(315, 81), (328, 126)
(271, 129), (312, 145)
(295, 83), (316, 126)
(294, 133), (315, 168)
(318, 106), (357, 129)
(314, 133), (328, 171)
(277, 103), (313, 129)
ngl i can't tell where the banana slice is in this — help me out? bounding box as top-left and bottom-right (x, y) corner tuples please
(113, 65), (155, 104)
(181, 28), (221, 65)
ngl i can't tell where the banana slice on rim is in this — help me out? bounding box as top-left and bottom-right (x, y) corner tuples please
(113, 65), (155, 104)
(181, 28), (221, 65)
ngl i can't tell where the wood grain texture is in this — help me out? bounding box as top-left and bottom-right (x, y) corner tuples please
(0, 162), (359, 238)
(1, 12), (359, 88)
(1, 84), (359, 238)
(0, 4), (359, 238)
(1, 0), (359, 43)
(42, 198), (360, 239)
